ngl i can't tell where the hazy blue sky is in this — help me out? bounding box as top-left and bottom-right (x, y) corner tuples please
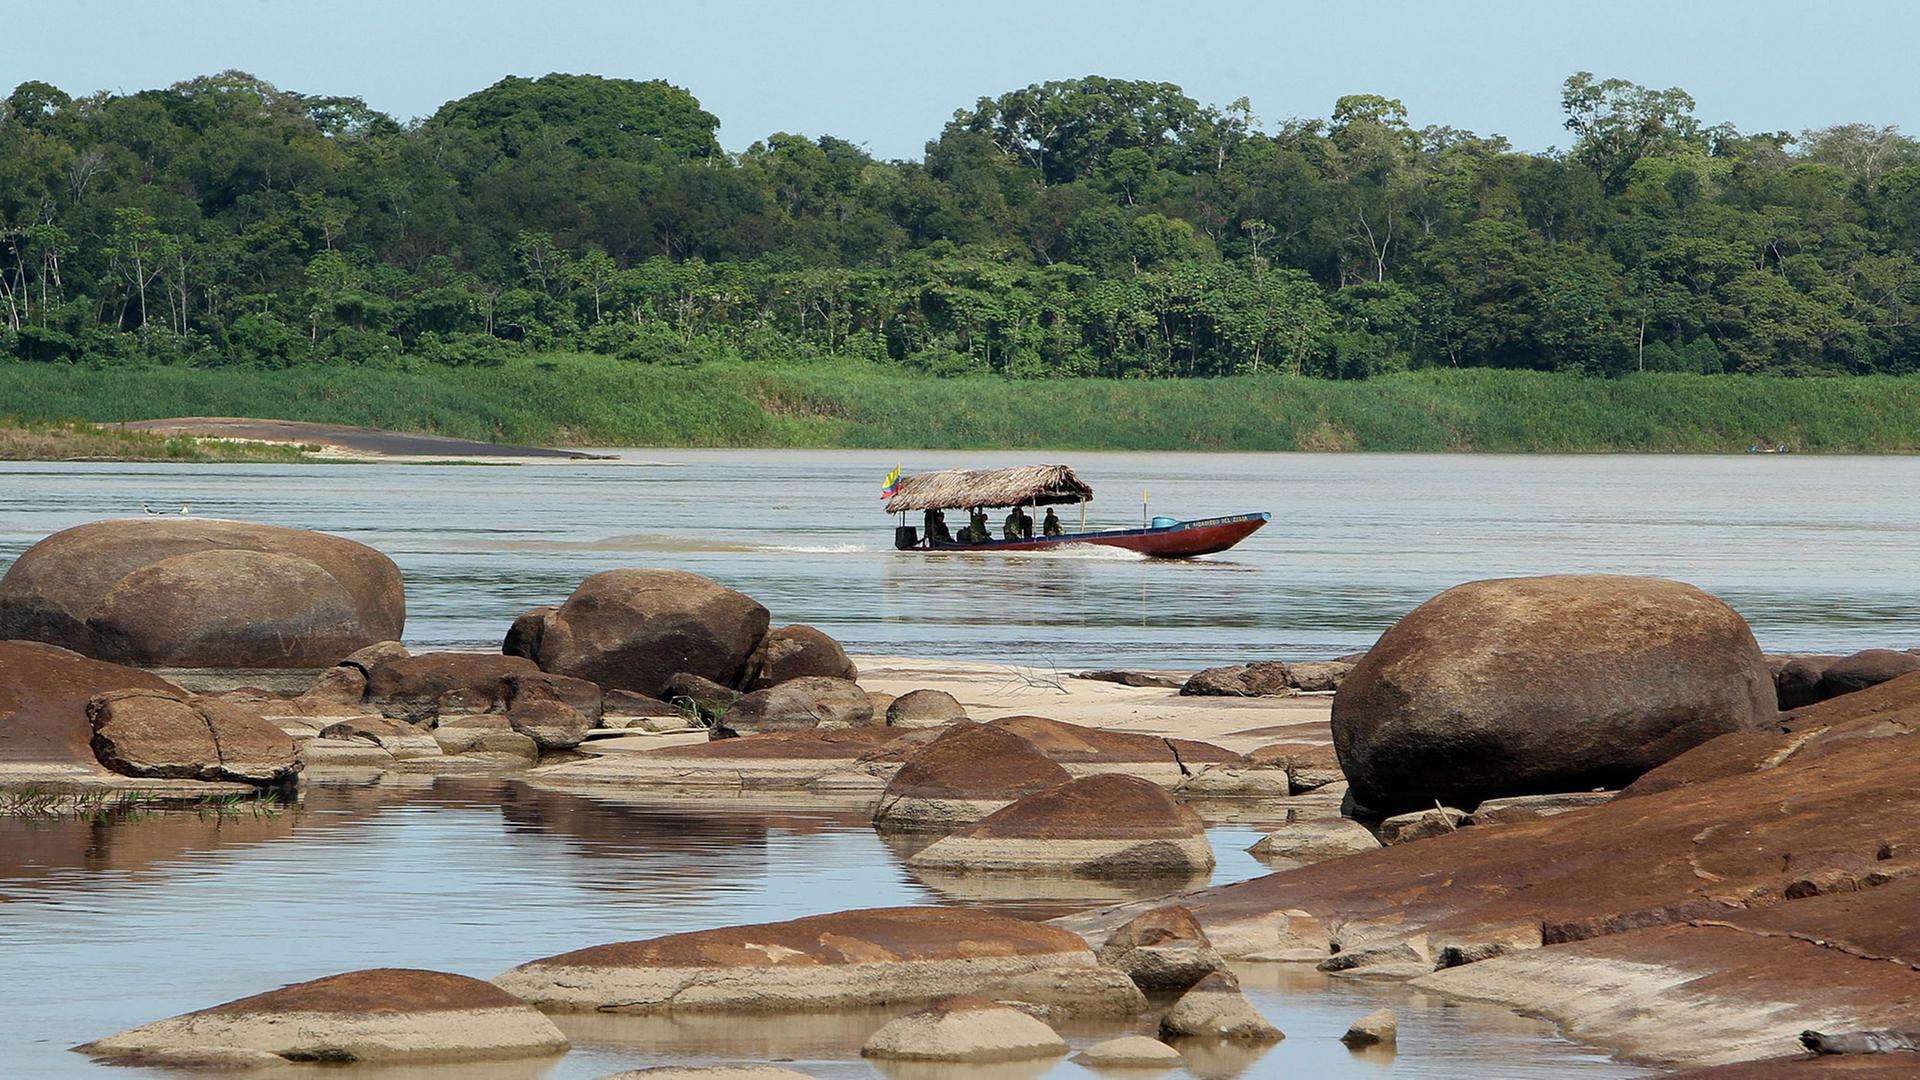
(14, 1), (1918, 158)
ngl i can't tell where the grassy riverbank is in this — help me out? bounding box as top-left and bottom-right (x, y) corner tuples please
(6, 356), (1920, 453)
(0, 416), (316, 463)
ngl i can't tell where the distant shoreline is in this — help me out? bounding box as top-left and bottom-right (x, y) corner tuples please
(7, 357), (1920, 456)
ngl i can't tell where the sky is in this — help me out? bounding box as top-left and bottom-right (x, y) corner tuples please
(11, 0), (1919, 159)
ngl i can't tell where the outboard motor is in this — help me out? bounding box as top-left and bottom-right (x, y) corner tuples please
(894, 525), (919, 550)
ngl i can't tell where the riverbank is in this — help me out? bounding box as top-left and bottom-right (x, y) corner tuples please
(0, 417), (318, 463)
(8, 357), (1920, 453)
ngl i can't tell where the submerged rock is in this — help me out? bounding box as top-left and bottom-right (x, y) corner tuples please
(859, 997), (1067, 1063)
(74, 968), (567, 1066)
(493, 906), (1130, 1013)
(1158, 971), (1282, 1042)
(527, 569), (769, 696)
(1341, 1007), (1397, 1047)
(873, 722), (1071, 833)
(0, 518), (405, 669)
(907, 773), (1213, 876)
(1073, 1035), (1184, 1069)
(1333, 574), (1777, 813)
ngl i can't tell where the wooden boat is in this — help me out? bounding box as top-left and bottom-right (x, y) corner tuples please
(883, 464), (1268, 559)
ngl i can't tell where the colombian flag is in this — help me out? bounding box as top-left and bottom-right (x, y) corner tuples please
(880, 465), (903, 499)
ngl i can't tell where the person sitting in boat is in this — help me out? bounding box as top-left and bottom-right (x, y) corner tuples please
(965, 508), (990, 543)
(1004, 507), (1033, 541)
(924, 509), (952, 544)
(1043, 508), (1063, 537)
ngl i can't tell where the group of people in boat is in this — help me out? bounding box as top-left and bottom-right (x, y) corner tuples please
(923, 506), (1065, 545)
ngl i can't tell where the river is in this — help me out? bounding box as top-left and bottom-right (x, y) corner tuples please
(0, 449), (1907, 1078)
(2, 450), (1916, 667)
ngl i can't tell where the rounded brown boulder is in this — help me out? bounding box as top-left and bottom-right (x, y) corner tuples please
(74, 967), (568, 1066)
(873, 722), (1072, 833)
(1331, 575), (1777, 814)
(529, 569), (769, 697)
(88, 688), (301, 785)
(907, 774), (1214, 875)
(0, 518), (404, 669)
(0, 640), (180, 771)
(753, 624), (857, 687)
(1818, 648), (1920, 699)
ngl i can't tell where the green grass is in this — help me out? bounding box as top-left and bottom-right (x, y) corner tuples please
(4, 355), (1920, 453)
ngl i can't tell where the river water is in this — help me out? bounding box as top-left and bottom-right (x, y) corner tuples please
(0, 449), (1906, 1078)
(2, 450), (1917, 667)
(2, 779), (1645, 1080)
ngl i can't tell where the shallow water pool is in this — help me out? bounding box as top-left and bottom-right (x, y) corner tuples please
(0, 778), (1650, 1079)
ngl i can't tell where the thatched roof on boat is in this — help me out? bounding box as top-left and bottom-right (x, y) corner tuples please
(884, 465), (1094, 513)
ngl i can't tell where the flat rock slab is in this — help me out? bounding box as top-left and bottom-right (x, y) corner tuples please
(75, 968), (567, 1066)
(1414, 879), (1920, 1069)
(493, 906), (1124, 1013)
(527, 729), (911, 792)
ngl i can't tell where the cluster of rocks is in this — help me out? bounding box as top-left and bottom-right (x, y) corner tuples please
(78, 899), (1346, 1069)
(1180, 658), (1357, 696)
(16, 518), (1920, 1075)
(1050, 573), (1920, 1074)
(0, 639), (302, 790)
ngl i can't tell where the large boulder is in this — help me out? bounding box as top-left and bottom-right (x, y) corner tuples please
(859, 997), (1067, 1063)
(874, 722), (1072, 833)
(0, 640), (180, 772)
(1332, 575), (1777, 813)
(714, 677), (871, 738)
(527, 569), (769, 697)
(88, 689), (300, 784)
(0, 518), (403, 669)
(752, 624), (857, 688)
(907, 774), (1214, 876)
(492, 906), (1133, 1013)
(74, 968), (567, 1066)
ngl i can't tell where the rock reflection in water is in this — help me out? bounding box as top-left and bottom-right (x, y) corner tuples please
(0, 775), (1653, 1080)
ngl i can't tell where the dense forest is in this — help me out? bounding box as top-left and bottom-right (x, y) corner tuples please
(2, 70), (1918, 379)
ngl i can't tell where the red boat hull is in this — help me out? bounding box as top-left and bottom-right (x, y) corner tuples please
(918, 513), (1269, 559)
